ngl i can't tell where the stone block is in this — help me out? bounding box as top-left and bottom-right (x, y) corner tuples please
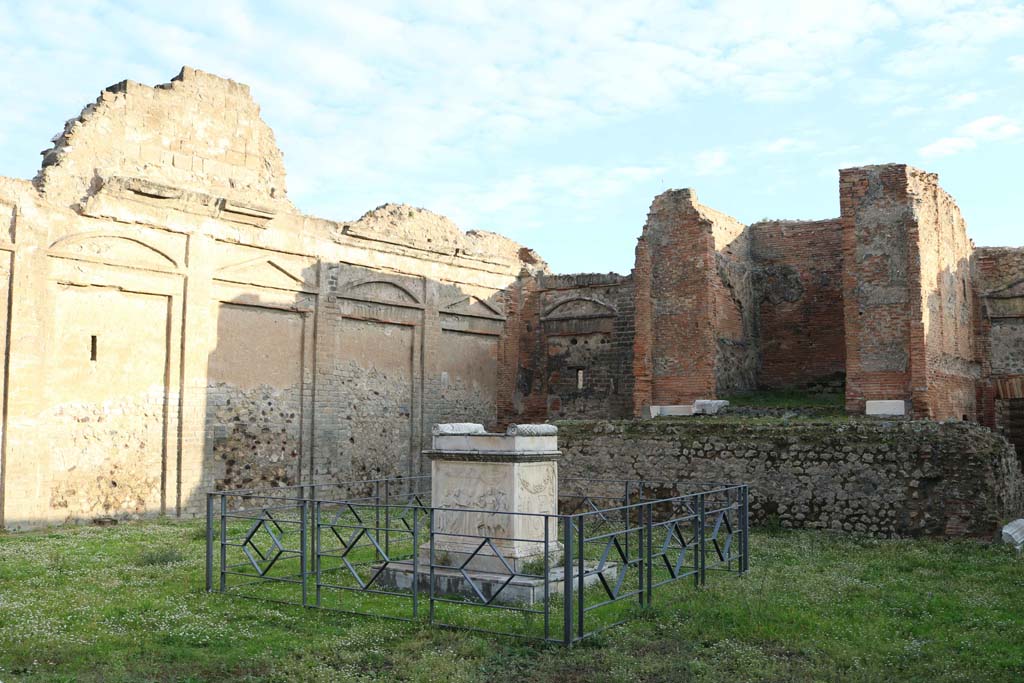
(376, 560), (615, 604)
(659, 405), (695, 416)
(865, 400), (907, 416)
(1002, 519), (1024, 551)
(693, 400), (729, 415)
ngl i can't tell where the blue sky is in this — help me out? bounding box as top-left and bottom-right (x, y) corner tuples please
(0, 1), (1021, 274)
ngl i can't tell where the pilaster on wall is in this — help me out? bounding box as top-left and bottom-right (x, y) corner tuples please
(631, 236), (652, 416)
(496, 273), (546, 425)
(841, 165), (916, 414)
(634, 189), (754, 408)
(840, 164), (980, 420)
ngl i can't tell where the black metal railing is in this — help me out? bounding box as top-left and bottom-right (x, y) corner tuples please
(206, 477), (748, 644)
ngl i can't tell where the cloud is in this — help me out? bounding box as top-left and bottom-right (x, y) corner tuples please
(885, 2), (1024, 77)
(429, 163), (668, 233)
(693, 149), (730, 176)
(758, 137), (817, 154)
(946, 92), (978, 108)
(919, 114), (1022, 157)
(1011, 55), (1024, 71)
(920, 137), (976, 157)
(959, 114), (1022, 140)
(761, 137), (799, 153)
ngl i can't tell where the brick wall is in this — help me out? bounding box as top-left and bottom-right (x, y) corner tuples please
(907, 168), (979, 420)
(750, 219), (846, 388)
(635, 190), (755, 407)
(975, 247), (1024, 452)
(500, 273), (636, 422)
(841, 165), (915, 414)
(840, 165), (979, 419)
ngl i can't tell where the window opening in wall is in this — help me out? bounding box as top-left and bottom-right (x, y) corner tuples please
(576, 369), (585, 390)
(90, 335), (97, 362)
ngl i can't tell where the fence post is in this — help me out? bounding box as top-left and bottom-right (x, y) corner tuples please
(205, 493), (214, 592)
(428, 508), (436, 624)
(638, 503), (645, 606)
(645, 502), (653, 606)
(314, 500), (322, 607)
(698, 493), (706, 587)
(577, 514), (585, 640)
(412, 504), (420, 619)
(741, 485), (749, 575)
(374, 480), (382, 562)
(623, 481), (631, 562)
(692, 495), (700, 588)
(543, 515), (550, 641)
(219, 494), (228, 592)
(562, 516), (574, 645)
(300, 498), (308, 607)
(384, 478), (391, 557)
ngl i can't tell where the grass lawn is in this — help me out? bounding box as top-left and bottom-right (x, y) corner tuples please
(1, 520), (1022, 682)
(721, 389), (845, 411)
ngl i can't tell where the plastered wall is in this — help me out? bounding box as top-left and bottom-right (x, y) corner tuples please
(0, 68), (541, 528)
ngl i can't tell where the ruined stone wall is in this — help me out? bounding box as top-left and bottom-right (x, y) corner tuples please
(711, 210), (758, 394)
(840, 164), (979, 419)
(750, 219), (846, 389)
(635, 190), (755, 407)
(975, 247), (1024, 455)
(35, 67), (290, 212)
(558, 419), (1024, 538)
(0, 68), (542, 529)
(501, 273), (636, 422)
(907, 168), (979, 420)
(840, 165), (916, 414)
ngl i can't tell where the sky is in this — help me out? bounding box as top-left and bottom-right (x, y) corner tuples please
(0, 1), (1021, 274)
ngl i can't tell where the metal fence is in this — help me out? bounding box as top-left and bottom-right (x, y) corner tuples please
(205, 477), (749, 644)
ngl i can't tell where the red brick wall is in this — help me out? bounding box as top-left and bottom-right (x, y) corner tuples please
(500, 273), (637, 422)
(641, 190), (717, 404)
(841, 165), (917, 413)
(907, 167), (978, 420)
(496, 275), (547, 426)
(975, 247), (1024, 439)
(841, 164), (980, 420)
(633, 190), (755, 406)
(631, 235), (652, 415)
(751, 219), (845, 388)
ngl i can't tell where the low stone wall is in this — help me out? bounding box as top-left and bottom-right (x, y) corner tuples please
(556, 419), (1024, 539)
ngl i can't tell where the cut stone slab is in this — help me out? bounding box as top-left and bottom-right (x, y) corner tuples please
(1002, 519), (1024, 552)
(376, 559), (617, 604)
(693, 400), (729, 415)
(657, 405), (695, 417)
(865, 400), (907, 416)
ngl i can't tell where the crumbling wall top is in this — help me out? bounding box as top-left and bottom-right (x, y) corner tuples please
(336, 203), (548, 272)
(34, 66), (291, 212)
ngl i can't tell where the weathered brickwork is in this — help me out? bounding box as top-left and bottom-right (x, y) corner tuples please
(975, 247), (1024, 455)
(1, 68), (1022, 533)
(840, 165), (981, 420)
(558, 419), (1023, 538)
(629, 190), (757, 406)
(750, 219), (846, 388)
(502, 273), (636, 422)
